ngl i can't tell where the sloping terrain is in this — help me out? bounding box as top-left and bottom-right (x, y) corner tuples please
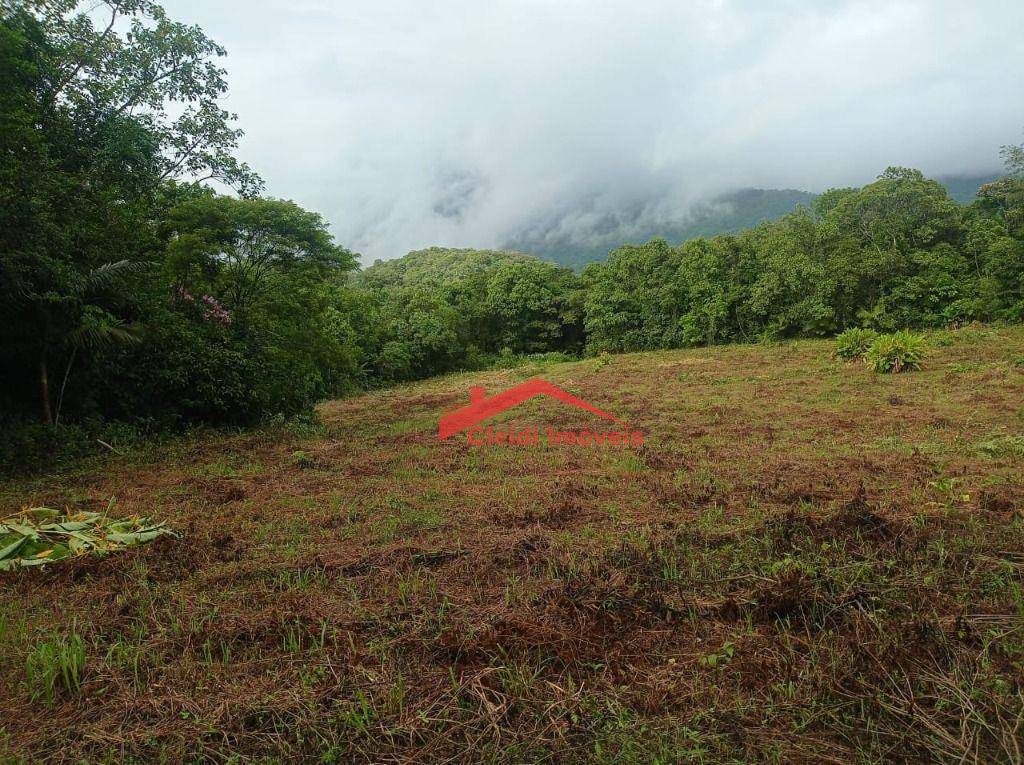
(2, 326), (1023, 764)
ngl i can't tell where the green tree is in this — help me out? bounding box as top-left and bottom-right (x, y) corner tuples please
(484, 259), (580, 354)
(822, 168), (962, 255)
(969, 136), (1024, 319)
(812, 187), (857, 219)
(1002, 132), (1024, 179)
(162, 196), (355, 314)
(0, 1), (259, 422)
(678, 235), (756, 345)
(745, 211), (833, 337)
(582, 239), (687, 353)
(373, 288), (465, 381)
(816, 168), (965, 329)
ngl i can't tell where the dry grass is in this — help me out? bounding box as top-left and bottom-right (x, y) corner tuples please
(1, 324), (1023, 764)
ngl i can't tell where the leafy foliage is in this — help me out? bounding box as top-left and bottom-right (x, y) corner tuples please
(833, 328), (879, 361)
(163, 195), (355, 312)
(359, 247), (540, 288)
(355, 248), (583, 382)
(581, 158), (1024, 354)
(0, 0), (259, 428)
(582, 239), (686, 353)
(0, 504), (177, 570)
(864, 331), (927, 373)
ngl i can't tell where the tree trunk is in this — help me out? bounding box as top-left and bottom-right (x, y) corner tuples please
(54, 347), (77, 428)
(39, 354), (53, 425)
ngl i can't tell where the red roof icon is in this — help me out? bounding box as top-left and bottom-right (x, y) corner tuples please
(438, 378), (623, 440)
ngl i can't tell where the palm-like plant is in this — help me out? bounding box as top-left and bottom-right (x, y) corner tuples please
(22, 260), (146, 425)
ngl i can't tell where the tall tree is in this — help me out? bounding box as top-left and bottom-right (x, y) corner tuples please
(0, 1), (259, 422)
(163, 196), (355, 314)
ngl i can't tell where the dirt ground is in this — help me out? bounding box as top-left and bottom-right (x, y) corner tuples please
(2, 325), (1023, 764)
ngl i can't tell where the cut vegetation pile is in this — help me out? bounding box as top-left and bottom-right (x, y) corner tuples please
(1, 325), (1023, 764)
(0, 504), (176, 570)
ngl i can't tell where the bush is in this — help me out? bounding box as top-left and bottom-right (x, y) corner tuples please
(95, 297), (357, 427)
(865, 331), (927, 373)
(0, 418), (149, 476)
(475, 349), (578, 371)
(834, 328), (879, 360)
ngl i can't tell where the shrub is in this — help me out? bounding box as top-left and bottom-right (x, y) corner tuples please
(0, 418), (149, 476)
(483, 350), (578, 371)
(865, 331), (927, 373)
(524, 351), (576, 365)
(834, 328), (879, 361)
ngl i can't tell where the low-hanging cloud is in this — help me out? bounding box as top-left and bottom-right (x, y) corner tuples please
(162, 0), (1024, 263)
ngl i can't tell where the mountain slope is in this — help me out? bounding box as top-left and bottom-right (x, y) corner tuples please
(504, 188), (816, 269)
(936, 172), (1001, 203)
(504, 174), (1001, 269)
(3, 325), (1024, 763)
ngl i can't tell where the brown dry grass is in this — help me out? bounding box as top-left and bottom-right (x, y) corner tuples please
(2, 325), (1023, 764)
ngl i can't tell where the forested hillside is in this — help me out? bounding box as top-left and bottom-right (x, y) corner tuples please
(506, 176), (1000, 270)
(2, 3), (1024, 763)
(939, 172), (1002, 203)
(580, 168), (1024, 352)
(504, 188), (818, 269)
(360, 247), (541, 287)
(1, 1), (1023, 472)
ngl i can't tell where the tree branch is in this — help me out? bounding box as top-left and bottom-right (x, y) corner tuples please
(45, 2), (120, 109)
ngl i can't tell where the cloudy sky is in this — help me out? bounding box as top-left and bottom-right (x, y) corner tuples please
(162, 0), (1024, 263)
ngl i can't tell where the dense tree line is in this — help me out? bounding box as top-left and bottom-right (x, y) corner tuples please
(1, 2), (1023, 469)
(0, 0), (360, 465)
(582, 166), (1024, 352)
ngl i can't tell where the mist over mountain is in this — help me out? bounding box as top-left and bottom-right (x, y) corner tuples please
(937, 173), (1002, 204)
(504, 188), (816, 270)
(152, 1), (1024, 266)
(502, 172), (999, 269)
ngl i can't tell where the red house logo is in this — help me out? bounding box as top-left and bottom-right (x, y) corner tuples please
(438, 379), (644, 447)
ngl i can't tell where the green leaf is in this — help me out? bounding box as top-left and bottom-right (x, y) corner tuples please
(0, 535), (27, 560)
(24, 507), (60, 522)
(0, 506), (176, 569)
(6, 524), (40, 540)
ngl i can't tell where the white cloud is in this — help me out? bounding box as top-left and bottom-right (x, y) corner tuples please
(162, 0), (1024, 262)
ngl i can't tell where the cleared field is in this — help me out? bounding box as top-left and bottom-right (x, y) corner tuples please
(2, 325), (1024, 764)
